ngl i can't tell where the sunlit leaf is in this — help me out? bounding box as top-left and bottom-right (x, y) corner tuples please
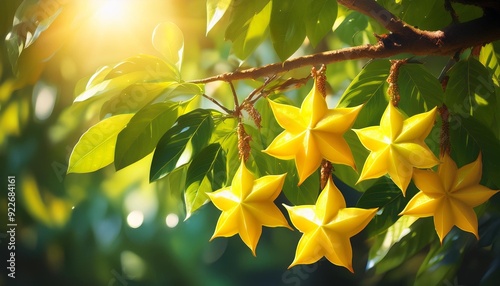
(305, 0), (337, 47)
(206, 0), (233, 34)
(160, 82), (205, 101)
(152, 22), (185, 70)
(5, 0), (81, 85)
(184, 143), (226, 218)
(337, 60), (391, 110)
(270, 0), (307, 60)
(105, 54), (179, 81)
(211, 117), (239, 182)
(377, 0), (448, 30)
(335, 11), (370, 44)
(68, 114), (133, 173)
(374, 218), (436, 274)
(225, 0), (272, 60)
(367, 215), (418, 269)
(100, 82), (174, 117)
(86, 66), (113, 91)
(114, 102), (182, 171)
(75, 55), (180, 103)
(150, 109), (215, 181)
(445, 58), (498, 138)
(458, 116), (500, 189)
(74, 71), (154, 103)
(397, 63), (443, 115)
(480, 43), (500, 84)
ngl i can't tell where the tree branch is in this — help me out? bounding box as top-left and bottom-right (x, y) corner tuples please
(190, 0), (500, 85)
(336, 0), (404, 33)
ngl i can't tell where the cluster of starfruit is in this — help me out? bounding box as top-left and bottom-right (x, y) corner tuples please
(207, 70), (499, 272)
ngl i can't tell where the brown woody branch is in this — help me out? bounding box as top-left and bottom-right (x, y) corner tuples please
(190, 0), (500, 84)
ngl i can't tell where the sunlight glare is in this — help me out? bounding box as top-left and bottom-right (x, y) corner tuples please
(94, 0), (131, 25)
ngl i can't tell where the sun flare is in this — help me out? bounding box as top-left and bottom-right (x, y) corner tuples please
(93, 0), (131, 26)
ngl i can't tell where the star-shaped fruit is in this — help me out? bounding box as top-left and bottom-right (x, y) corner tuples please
(354, 104), (439, 194)
(400, 153), (499, 243)
(263, 78), (362, 185)
(207, 161), (291, 256)
(284, 178), (377, 272)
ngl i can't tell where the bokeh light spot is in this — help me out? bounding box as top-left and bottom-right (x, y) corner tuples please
(165, 213), (179, 228)
(126, 210), (144, 228)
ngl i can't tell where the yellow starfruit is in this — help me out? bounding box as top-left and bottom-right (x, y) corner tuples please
(400, 153), (499, 243)
(207, 161), (291, 256)
(354, 104), (439, 194)
(264, 78), (362, 185)
(284, 178), (377, 272)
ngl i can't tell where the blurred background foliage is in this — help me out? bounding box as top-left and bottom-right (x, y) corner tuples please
(0, 0), (499, 285)
(0, 1), (366, 285)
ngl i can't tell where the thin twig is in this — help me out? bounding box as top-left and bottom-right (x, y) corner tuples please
(228, 81), (240, 112)
(246, 74), (278, 102)
(444, 0), (460, 23)
(202, 94), (233, 114)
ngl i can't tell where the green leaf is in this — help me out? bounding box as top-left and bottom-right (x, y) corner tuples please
(367, 215), (418, 269)
(212, 117), (240, 182)
(335, 12), (369, 46)
(6, 0), (80, 84)
(114, 102), (182, 171)
(74, 71), (146, 103)
(67, 114), (133, 173)
(456, 116), (500, 189)
(206, 0), (233, 34)
(86, 66), (113, 90)
(282, 159), (320, 205)
(377, 0), (450, 31)
(374, 218), (436, 274)
(305, 0), (337, 47)
(357, 178), (410, 236)
(152, 22), (184, 70)
(397, 63), (443, 115)
(100, 82), (175, 117)
(414, 230), (475, 286)
(160, 82), (205, 101)
(270, 0), (307, 60)
(150, 109), (215, 181)
(156, 164), (188, 198)
(184, 143), (226, 218)
(104, 54), (179, 82)
(337, 59), (391, 128)
(225, 0), (271, 59)
(480, 43), (500, 84)
(445, 58), (498, 138)
(74, 55), (180, 103)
